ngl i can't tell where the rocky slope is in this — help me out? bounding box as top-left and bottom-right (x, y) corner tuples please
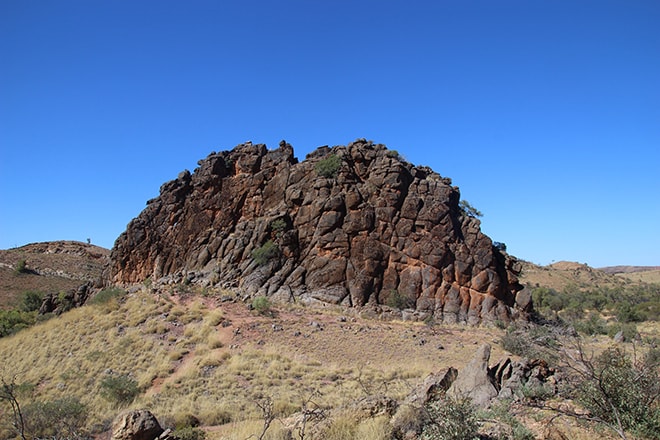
(0, 241), (109, 308)
(111, 139), (528, 324)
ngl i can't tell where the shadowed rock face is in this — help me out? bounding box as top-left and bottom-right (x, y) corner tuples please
(111, 139), (527, 324)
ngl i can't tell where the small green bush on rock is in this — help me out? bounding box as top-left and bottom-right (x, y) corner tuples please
(315, 154), (342, 178)
(252, 240), (279, 266)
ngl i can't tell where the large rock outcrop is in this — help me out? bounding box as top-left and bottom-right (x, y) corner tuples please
(111, 139), (527, 323)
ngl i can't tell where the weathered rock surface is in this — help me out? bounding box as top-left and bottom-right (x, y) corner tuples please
(391, 344), (557, 437)
(111, 410), (163, 440)
(111, 139), (526, 323)
(447, 343), (499, 407)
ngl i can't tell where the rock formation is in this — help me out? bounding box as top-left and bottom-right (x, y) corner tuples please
(111, 139), (528, 323)
(447, 343), (498, 407)
(111, 410), (164, 440)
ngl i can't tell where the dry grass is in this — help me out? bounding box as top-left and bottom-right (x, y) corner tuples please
(616, 269), (660, 284)
(0, 288), (503, 436)
(1, 287), (649, 439)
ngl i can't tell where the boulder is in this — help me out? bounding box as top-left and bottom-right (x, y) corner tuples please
(447, 343), (498, 407)
(111, 410), (163, 440)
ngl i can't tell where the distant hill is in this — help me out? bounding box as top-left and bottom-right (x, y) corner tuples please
(0, 241), (109, 308)
(599, 265), (660, 274)
(519, 260), (659, 292)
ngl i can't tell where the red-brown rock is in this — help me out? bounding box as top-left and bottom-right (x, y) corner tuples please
(110, 139), (525, 323)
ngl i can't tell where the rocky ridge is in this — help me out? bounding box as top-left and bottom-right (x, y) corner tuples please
(111, 139), (528, 324)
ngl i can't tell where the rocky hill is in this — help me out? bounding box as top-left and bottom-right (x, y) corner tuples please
(0, 241), (109, 308)
(111, 139), (528, 324)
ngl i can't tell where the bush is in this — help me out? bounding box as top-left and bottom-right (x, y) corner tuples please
(0, 309), (36, 337)
(616, 302), (645, 323)
(421, 396), (480, 440)
(384, 290), (416, 309)
(572, 347), (660, 439)
(607, 322), (638, 341)
(531, 287), (565, 314)
(252, 296), (271, 315)
(89, 287), (126, 305)
(19, 290), (43, 312)
(57, 291), (75, 313)
(99, 374), (140, 406)
(14, 259), (27, 274)
(22, 397), (87, 439)
(572, 312), (608, 336)
(270, 219), (288, 236)
(315, 154), (342, 178)
(252, 240), (279, 266)
(500, 325), (559, 364)
(459, 200), (483, 218)
(485, 399), (534, 440)
(173, 426), (207, 440)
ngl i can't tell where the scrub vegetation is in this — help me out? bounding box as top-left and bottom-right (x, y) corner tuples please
(1, 275), (659, 439)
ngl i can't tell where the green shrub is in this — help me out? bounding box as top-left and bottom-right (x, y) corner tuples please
(521, 382), (555, 402)
(572, 347), (660, 439)
(19, 290), (43, 312)
(22, 397), (87, 439)
(89, 287), (126, 305)
(315, 154), (342, 178)
(386, 149), (401, 159)
(421, 396), (480, 440)
(499, 325), (558, 364)
(172, 426), (207, 440)
(616, 302), (645, 323)
(384, 290), (416, 309)
(0, 309), (37, 337)
(14, 259), (27, 274)
(607, 322), (638, 341)
(252, 296), (271, 315)
(485, 399), (534, 440)
(531, 287), (565, 314)
(252, 240), (279, 266)
(270, 219), (288, 236)
(57, 291), (74, 313)
(572, 313), (608, 336)
(99, 374), (139, 406)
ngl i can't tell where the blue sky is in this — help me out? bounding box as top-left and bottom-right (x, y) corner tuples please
(1, 0), (658, 267)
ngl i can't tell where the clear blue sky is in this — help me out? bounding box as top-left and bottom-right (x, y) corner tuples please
(1, 0), (658, 267)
